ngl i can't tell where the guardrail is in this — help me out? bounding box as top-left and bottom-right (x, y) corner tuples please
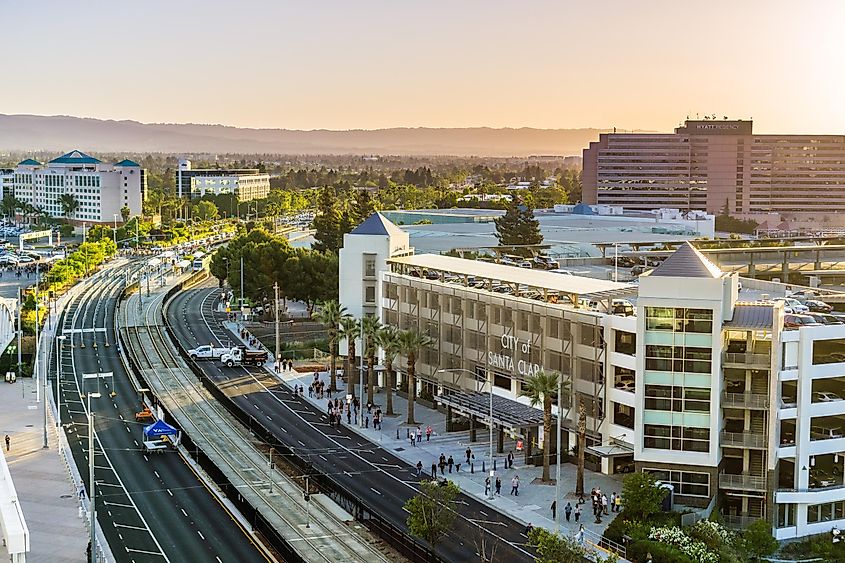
(722, 391), (770, 409)
(720, 431), (767, 449)
(156, 281), (443, 563)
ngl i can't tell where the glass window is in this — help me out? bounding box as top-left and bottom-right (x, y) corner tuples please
(812, 338), (845, 365)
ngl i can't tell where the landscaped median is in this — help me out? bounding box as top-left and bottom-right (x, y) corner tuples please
(43, 238), (116, 293)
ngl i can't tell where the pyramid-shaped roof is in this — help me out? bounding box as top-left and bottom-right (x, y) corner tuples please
(17, 158), (41, 166)
(114, 159), (140, 167)
(49, 150), (101, 165)
(349, 212), (405, 237)
(650, 242), (722, 278)
(572, 202), (595, 215)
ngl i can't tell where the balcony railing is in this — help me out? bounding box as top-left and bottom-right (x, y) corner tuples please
(722, 391), (770, 409)
(721, 431), (767, 449)
(723, 352), (771, 367)
(718, 473), (767, 491)
(723, 514), (763, 529)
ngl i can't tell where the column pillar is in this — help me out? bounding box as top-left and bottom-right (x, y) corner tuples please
(497, 425), (505, 454)
(469, 415), (477, 442)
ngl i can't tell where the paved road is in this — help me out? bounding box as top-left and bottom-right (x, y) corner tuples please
(54, 261), (268, 562)
(168, 285), (537, 563)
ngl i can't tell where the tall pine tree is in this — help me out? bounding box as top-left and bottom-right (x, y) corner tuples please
(494, 198), (543, 247)
(313, 187), (344, 253)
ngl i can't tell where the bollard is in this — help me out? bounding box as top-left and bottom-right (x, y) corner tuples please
(471, 462), (474, 474)
(406, 428), (410, 439)
(396, 428), (400, 440)
(494, 459), (497, 471)
(482, 461), (485, 473)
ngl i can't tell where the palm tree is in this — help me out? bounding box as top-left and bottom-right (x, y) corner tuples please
(338, 316), (360, 395)
(520, 370), (565, 482)
(375, 325), (401, 416)
(0, 195), (17, 222)
(361, 315), (382, 407)
(576, 402), (586, 497)
(398, 328), (433, 425)
(58, 193), (79, 221)
(312, 300), (346, 392)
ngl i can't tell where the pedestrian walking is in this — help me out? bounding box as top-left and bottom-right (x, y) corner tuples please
(465, 447), (472, 465)
(416, 426), (422, 443)
(425, 425), (432, 441)
(575, 525), (585, 546)
(431, 463), (437, 478)
(484, 477), (490, 496)
(416, 461), (423, 476)
(495, 477), (502, 495)
(610, 492), (616, 512)
(564, 502), (572, 522)
(447, 455), (454, 473)
(4, 434), (9, 451)
(410, 430), (416, 446)
(507, 450), (514, 469)
(615, 493), (622, 512)
(510, 475), (520, 496)
(602, 493), (609, 515)
(574, 504), (581, 522)
(551, 500), (557, 520)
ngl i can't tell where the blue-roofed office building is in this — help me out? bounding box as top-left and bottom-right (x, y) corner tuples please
(12, 151), (146, 226)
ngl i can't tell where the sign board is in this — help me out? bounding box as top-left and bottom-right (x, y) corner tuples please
(486, 334), (542, 377)
(19, 229), (53, 250)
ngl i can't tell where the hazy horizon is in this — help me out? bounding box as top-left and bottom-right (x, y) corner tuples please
(3, 0), (844, 134)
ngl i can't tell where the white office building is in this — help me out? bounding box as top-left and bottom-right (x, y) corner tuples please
(176, 159), (270, 202)
(11, 151), (146, 225)
(339, 212), (845, 539)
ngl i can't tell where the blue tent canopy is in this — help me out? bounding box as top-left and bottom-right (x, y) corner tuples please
(143, 419), (179, 439)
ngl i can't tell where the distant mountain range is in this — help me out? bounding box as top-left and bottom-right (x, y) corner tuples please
(0, 114), (615, 157)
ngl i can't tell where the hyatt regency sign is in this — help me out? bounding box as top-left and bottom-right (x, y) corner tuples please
(487, 334), (542, 377)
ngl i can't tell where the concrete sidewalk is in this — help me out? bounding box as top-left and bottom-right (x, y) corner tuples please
(0, 378), (87, 563)
(225, 319), (623, 540)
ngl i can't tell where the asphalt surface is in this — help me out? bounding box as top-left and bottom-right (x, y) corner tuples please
(167, 285), (537, 563)
(54, 261), (267, 562)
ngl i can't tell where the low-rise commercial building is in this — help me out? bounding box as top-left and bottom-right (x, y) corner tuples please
(11, 151), (146, 225)
(340, 213), (845, 540)
(176, 159), (270, 202)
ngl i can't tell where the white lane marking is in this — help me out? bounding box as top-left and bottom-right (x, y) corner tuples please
(370, 487), (382, 495)
(181, 508), (188, 517)
(197, 530), (205, 540)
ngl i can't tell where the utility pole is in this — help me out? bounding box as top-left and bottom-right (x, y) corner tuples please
(35, 263), (47, 448)
(239, 256), (244, 307)
(16, 287), (21, 381)
(87, 392), (101, 563)
(555, 372), (562, 534)
(274, 282), (280, 373)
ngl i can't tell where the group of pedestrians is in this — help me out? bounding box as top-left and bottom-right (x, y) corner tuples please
(274, 359), (295, 373)
(309, 372), (332, 399)
(408, 425), (432, 446)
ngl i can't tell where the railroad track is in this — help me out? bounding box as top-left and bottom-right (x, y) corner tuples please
(122, 287), (392, 563)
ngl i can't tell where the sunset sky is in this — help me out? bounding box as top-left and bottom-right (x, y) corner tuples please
(3, 0), (844, 133)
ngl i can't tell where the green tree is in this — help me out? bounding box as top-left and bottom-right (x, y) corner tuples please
(352, 189), (376, 224)
(398, 328), (434, 425)
(621, 471), (667, 520)
(1, 195), (18, 221)
(520, 370), (563, 482)
(494, 198), (543, 247)
(361, 315), (382, 407)
(527, 527), (588, 563)
(120, 205), (131, 223)
(312, 300), (347, 392)
(375, 325), (401, 416)
(742, 519), (778, 561)
(58, 193), (79, 220)
(192, 200), (219, 222)
(404, 479), (460, 549)
(338, 316), (360, 394)
(313, 187), (344, 253)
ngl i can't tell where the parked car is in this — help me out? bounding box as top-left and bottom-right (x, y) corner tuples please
(803, 299), (833, 313)
(783, 314), (821, 329)
(812, 391), (843, 403)
(774, 298), (810, 314)
(807, 313), (843, 325)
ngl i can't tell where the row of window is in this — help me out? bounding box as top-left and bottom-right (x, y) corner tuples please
(645, 307), (713, 333)
(645, 468), (710, 497)
(644, 385), (711, 413)
(645, 345), (712, 374)
(643, 424), (710, 452)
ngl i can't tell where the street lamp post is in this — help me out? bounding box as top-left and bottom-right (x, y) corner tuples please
(113, 214), (119, 248)
(87, 391), (101, 563)
(359, 335), (365, 428)
(55, 335), (67, 427)
(437, 367), (495, 499)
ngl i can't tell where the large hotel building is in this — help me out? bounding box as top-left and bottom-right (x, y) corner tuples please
(341, 213), (845, 541)
(582, 120), (845, 219)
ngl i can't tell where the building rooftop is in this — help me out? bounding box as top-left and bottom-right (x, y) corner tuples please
(114, 159), (140, 167)
(17, 159), (40, 166)
(389, 253), (634, 297)
(649, 242), (722, 278)
(725, 303), (776, 331)
(350, 212), (407, 237)
(49, 150), (101, 165)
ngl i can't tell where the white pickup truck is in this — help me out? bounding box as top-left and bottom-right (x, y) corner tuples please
(188, 344), (230, 360)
